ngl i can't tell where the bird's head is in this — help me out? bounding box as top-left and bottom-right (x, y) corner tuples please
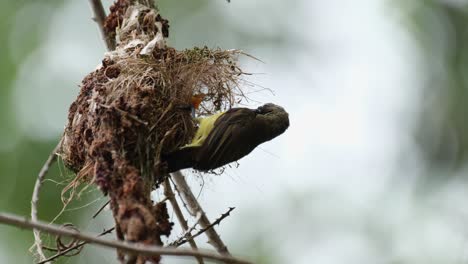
(255, 103), (286, 115)
(255, 103), (289, 135)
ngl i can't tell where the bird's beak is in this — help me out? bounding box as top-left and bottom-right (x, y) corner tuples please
(191, 106), (196, 118)
(190, 94), (206, 118)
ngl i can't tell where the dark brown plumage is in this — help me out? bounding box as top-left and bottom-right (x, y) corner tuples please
(164, 103), (289, 172)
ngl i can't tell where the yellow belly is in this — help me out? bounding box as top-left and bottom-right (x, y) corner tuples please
(185, 112), (225, 147)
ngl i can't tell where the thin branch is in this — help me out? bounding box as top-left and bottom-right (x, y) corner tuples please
(170, 171), (231, 255)
(0, 212), (250, 264)
(170, 212), (202, 247)
(92, 200), (110, 219)
(88, 0), (115, 51)
(37, 227), (115, 264)
(163, 179), (204, 264)
(171, 207), (235, 247)
(31, 140), (62, 262)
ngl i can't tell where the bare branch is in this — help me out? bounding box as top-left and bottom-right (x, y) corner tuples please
(87, 0), (115, 51)
(0, 212), (251, 264)
(30, 139), (62, 262)
(170, 171), (231, 255)
(171, 207), (235, 248)
(163, 179), (204, 264)
(38, 227), (115, 264)
(92, 200), (110, 219)
(170, 212), (202, 246)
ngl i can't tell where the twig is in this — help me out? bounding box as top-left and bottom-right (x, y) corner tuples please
(0, 212), (251, 264)
(37, 227), (115, 264)
(170, 171), (231, 255)
(171, 207), (235, 247)
(88, 0), (115, 51)
(92, 200), (110, 219)
(163, 179), (204, 264)
(170, 212), (202, 246)
(30, 140), (62, 262)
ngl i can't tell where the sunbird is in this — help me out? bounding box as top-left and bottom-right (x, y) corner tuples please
(164, 103), (289, 172)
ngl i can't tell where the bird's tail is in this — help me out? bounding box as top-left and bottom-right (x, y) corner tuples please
(162, 147), (197, 173)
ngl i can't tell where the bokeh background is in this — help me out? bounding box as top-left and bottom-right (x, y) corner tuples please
(1, 0), (468, 263)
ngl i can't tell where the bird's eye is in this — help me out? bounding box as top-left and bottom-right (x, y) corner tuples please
(255, 108), (272, 115)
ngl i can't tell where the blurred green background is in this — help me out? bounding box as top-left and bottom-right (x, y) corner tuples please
(2, 0), (468, 263)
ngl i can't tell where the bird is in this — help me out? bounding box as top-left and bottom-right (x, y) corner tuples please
(164, 103), (289, 172)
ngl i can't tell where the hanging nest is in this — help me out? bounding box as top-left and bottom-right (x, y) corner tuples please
(61, 46), (246, 189)
(58, 2), (250, 262)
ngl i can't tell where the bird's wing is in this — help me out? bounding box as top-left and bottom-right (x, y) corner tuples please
(194, 108), (259, 170)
